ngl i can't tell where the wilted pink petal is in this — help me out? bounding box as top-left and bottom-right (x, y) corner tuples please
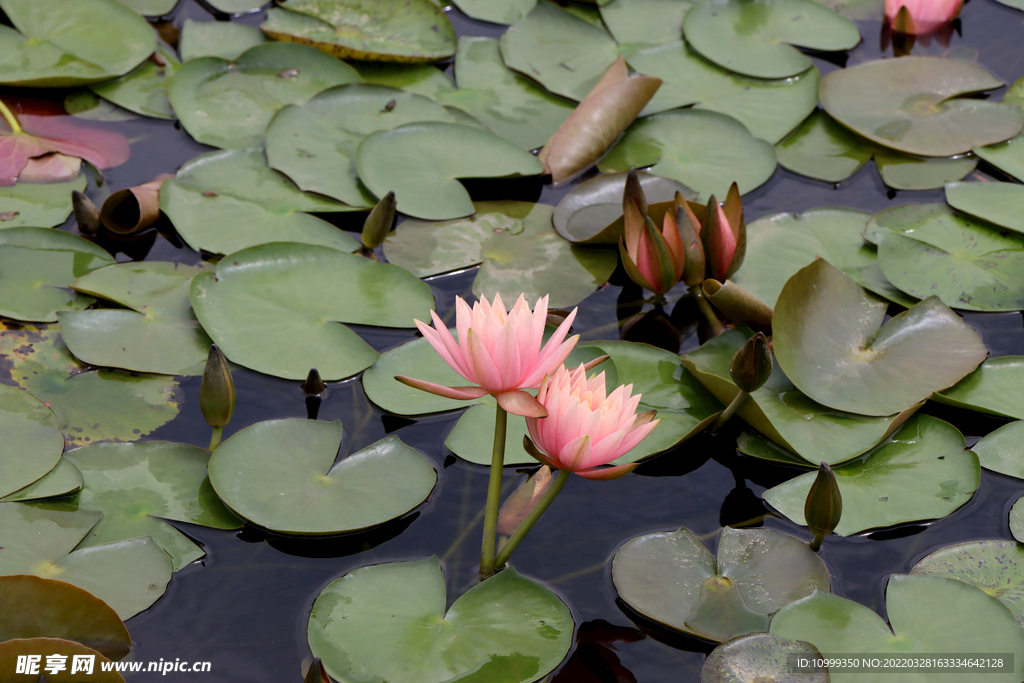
(18, 153), (82, 183)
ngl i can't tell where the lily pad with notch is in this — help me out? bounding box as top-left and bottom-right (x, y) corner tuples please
(0, 383), (65, 500)
(945, 181), (1024, 237)
(0, 174), (86, 228)
(209, 419), (436, 535)
(932, 357), (1024, 419)
(702, 633), (827, 683)
(90, 43), (180, 120)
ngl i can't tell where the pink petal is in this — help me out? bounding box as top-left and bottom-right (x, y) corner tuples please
(496, 390), (548, 418)
(417, 315), (473, 382)
(466, 328), (504, 392)
(393, 376), (489, 401)
(576, 463), (638, 481)
(494, 321), (523, 387)
(618, 417), (661, 454)
(558, 434), (591, 471)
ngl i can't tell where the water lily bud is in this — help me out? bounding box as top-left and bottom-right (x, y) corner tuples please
(702, 195), (738, 281)
(623, 167), (648, 219)
(805, 462), (843, 551)
(723, 182), (746, 279)
(200, 345), (235, 428)
(302, 368), (326, 396)
(728, 332), (772, 393)
(675, 200), (705, 286)
(361, 191), (396, 250)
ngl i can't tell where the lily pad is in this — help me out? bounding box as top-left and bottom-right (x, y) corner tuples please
(355, 123), (543, 220)
(771, 575), (1024, 683)
(0, 638), (125, 683)
(115, 0), (178, 15)
(266, 84), (457, 208)
(452, 0), (536, 24)
(59, 262), (213, 376)
(932, 357), (1024, 419)
(90, 43), (180, 120)
(167, 42), (362, 149)
(190, 242), (433, 380)
(871, 203), (1024, 312)
(772, 259), (987, 416)
(209, 419), (435, 535)
(0, 504), (172, 620)
(0, 321), (182, 447)
(0, 227), (114, 323)
(435, 37), (574, 151)
(763, 415), (979, 535)
(945, 181), (1024, 237)
(160, 149), (361, 256)
(912, 540), (1024, 627)
(682, 330), (920, 466)
(874, 150), (977, 191)
(353, 62), (455, 100)
(600, 0), (697, 51)
(206, 0), (265, 12)
(682, 0), (860, 79)
(0, 174), (86, 228)
(384, 201), (616, 308)
(308, 557), (573, 683)
(974, 76), (1024, 181)
(1, 457), (82, 502)
(0, 0), (156, 86)
(820, 56), (1023, 157)
(776, 109), (875, 183)
(971, 421), (1024, 477)
(178, 20), (270, 62)
(598, 109), (777, 200)
(261, 0), (456, 63)
(702, 634), (827, 683)
(629, 41), (820, 144)
(613, 526), (829, 642)
(0, 383), (64, 499)
(499, 0), (620, 101)
(1012, 497), (1024, 543)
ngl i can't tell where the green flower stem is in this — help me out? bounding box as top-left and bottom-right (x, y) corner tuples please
(494, 468), (571, 571)
(809, 532), (826, 552)
(712, 389), (749, 433)
(209, 426), (223, 452)
(479, 404), (508, 578)
(689, 284), (725, 337)
(0, 98), (22, 134)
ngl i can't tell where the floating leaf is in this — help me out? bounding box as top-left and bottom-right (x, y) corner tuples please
(598, 109), (777, 201)
(308, 557), (573, 683)
(682, 0), (860, 79)
(210, 420), (435, 535)
(167, 42), (362, 149)
(811, 0), (882, 19)
(261, 0), (456, 63)
(354, 61), (455, 100)
(629, 41), (819, 144)
(946, 181), (1024, 237)
(932, 357), (1024, 419)
(266, 84), (457, 208)
(0, 175), (86, 228)
(702, 634), (827, 683)
(178, 20), (269, 62)
(1012, 497), (1024, 543)
(913, 540), (1024, 627)
(0, 227), (114, 322)
(384, 201), (616, 308)
(820, 56), (1023, 157)
(1, 457), (82, 502)
(600, 0), (697, 50)
(972, 421), (1024, 477)
(874, 149), (977, 191)
(772, 259), (987, 416)
(59, 262), (213, 376)
(206, 0), (265, 12)
(776, 109), (875, 182)
(613, 526), (828, 642)
(0, 0), (156, 86)
(763, 415), (979, 535)
(90, 44), (180, 120)
(0, 638), (125, 683)
(115, 0), (178, 15)
(452, 0), (536, 24)
(974, 76), (1024, 181)
(0, 383), (64, 499)
(355, 123), (543, 220)
(191, 242), (433, 380)
(161, 149), (361, 256)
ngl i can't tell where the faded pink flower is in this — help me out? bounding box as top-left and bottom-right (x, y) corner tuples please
(886, 0), (962, 34)
(396, 294), (578, 418)
(525, 364), (659, 480)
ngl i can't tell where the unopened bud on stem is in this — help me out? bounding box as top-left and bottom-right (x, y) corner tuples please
(805, 461), (843, 551)
(361, 191), (396, 251)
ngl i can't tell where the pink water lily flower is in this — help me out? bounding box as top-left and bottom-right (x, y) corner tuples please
(886, 0), (962, 34)
(525, 364), (659, 480)
(396, 294), (578, 418)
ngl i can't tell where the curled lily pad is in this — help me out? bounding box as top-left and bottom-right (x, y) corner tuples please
(772, 259), (987, 416)
(355, 122), (543, 220)
(178, 20), (270, 62)
(820, 56), (1023, 157)
(932, 357), (1024, 419)
(0, 0), (156, 86)
(1, 457), (82, 502)
(0, 383), (64, 499)
(0, 227), (114, 323)
(598, 109), (777, 201)
(167, 42), (362, 149)
(209, 419), (435, 535)
(90, 43), (179, 120)
(452, 0), (536, 24)
(0, 638), (125, 683)
(308, 557), (573, 683)
(612, 526), (829, 642)
(763, 415), (979, 535)
(0, 174), (86, 228)
(59, 262), (213, 376)
(629, 41), (820, 144)
(266, 84), (457, 208)
(261, 0), (456, 63)
(946, 181), (1024, 237)
(972, 421), (1024, 477)
(682, 0), (860, 79)
(384, 201), (616, 308)
(702, 634), (826, 683)
(771, 575), (1024, 683)
(191, 242), (433, 380)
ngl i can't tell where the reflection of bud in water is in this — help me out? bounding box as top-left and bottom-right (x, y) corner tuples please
(361, 191), (396, 251)
(729, 332), (773, 393)
(302, 368), (326, 396)
(805, 462), (843, 551)
(201, 345), (235, 429)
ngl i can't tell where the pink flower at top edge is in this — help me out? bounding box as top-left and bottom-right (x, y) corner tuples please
(885, 0), (962, 34)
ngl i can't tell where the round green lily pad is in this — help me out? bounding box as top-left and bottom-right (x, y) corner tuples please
(0, 174), (86, 228)
(932, 357), (1024, 419)
(0, 638), (125, 683)
(355, 122), (543, 220)
(0, 0), (156, 86)
(776, 109), (875, 183)
(191, 242), (433, 380)
(771, 575), (1024, 683)
(261, 0), (456, 63)
(266, 84), (457, 208)
(1011, 497), (1024, 543)
(763, 415), (979, 535)
(702, 634), (827, 683)
(452, 0), (536, 24)
(612, 526), (828, 642)
(178, 19), (270, 62)
(598, 109), (777, 201)
(167, 42), (362, 149)
(682, 0), (860, 79)
(211, 419), (435, 535)
(385, 201), (616, 308)
(1, 457), (82, 502)
(946, 181), (1024, 237)
(971, 421), (1024, 477)
(772, 259), (987, 416)
(0, 383), (64, 499)
(308, 557), (573, 683)
(820, 56), (1023, 157)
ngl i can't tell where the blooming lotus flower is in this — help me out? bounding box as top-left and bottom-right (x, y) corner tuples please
(396, 294), (578, 418)
(885, 0), (962, 34)
(524, 364), (659, 480)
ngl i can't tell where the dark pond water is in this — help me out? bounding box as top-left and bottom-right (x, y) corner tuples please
(4, 0), (1024, 681)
